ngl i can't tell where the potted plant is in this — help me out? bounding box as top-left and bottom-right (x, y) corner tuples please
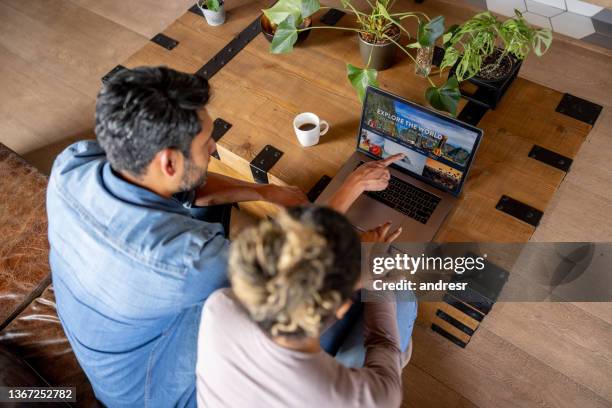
(351, 1), (401, 70)
(198, 0), (226, 26)
(263, 0), (464, 115)
(440, 10), (552, 83)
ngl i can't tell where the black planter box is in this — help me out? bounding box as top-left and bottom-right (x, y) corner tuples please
(450, 53), (522, 110)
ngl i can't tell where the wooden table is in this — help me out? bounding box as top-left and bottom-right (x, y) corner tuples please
(118, 0), (598, 340)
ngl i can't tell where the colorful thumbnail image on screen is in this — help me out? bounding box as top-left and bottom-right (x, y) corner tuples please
(363, 91), (478, 168)
(360, 129), (463, 192)
(360, 90), (480, 193)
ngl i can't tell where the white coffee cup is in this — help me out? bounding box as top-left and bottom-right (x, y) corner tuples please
(293, 112), (330, 147)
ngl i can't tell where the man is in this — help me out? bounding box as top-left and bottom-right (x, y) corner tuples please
(47, 66), (399, 407)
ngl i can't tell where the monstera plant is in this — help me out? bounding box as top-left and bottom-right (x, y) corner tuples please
(263, 0), (462, 115)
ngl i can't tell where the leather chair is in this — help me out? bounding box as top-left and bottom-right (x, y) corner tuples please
(0, 143), (99, 407)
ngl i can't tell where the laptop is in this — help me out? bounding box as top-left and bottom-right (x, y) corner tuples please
(315, 86), (483, 242)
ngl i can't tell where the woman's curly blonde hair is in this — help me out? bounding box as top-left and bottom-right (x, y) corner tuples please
(229, 207), (361, 338)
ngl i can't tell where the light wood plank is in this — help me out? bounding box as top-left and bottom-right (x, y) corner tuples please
(532, 109), (612, 242)
(0, 0), (146, 97)
(571, 302), (612, 325)
(66, 0), (196, 38)
(410, 322), (611, 407)
(483, 302), (612, 401)
(0, 44), (94, 154)
(402, 362), (478, 408)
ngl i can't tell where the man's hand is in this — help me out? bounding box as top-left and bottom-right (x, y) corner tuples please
(260, 184), (309, 207)
(347, 153), (405, 192)
(327, 154), (404, 214)
(361, 221), (403, 243)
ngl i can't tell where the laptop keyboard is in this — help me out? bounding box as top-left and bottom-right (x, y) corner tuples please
(365, 175), (441, 224)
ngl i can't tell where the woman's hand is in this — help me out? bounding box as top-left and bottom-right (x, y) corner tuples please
(360, 221), (403, 243)
(327, 154), (404, 214)
(346, 153), (404, 192)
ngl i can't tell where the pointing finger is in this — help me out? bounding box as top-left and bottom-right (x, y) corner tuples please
(380, 153), (405, 167)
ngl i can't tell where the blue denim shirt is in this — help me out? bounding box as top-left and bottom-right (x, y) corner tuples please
(46, 141), (229, 407)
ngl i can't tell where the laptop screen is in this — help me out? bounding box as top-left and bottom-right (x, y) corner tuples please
(358, 87), (483, 196)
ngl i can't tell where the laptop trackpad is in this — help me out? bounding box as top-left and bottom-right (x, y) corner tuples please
(346, 194), (407, 232)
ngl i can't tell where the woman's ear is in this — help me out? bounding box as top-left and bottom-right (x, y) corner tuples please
(335, 299), (353, 320)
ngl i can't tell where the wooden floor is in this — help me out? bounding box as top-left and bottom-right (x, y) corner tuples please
(0, 0), (610, 407)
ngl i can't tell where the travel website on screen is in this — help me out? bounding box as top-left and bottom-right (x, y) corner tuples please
(359, 91), (479, 194)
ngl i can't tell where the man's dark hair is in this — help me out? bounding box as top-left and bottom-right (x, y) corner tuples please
(95, 66), (210, 176)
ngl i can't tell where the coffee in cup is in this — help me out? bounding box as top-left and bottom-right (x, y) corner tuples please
(293, 112), (329, 147)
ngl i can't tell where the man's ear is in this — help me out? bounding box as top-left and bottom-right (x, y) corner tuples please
(158, 148), (179, 178)
(335, 299), (353, 320)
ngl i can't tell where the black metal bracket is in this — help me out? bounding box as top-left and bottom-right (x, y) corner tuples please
(307, 175), (332, 202)
(457, 101), (489, 126)
(556, 93), (602, 126)
(320, 9), (346, 26)
(188, 3), (204, 17)
(196, 16), (262, 79)
(451, 286), (494, 315)
(151, 33), (179, 50)
(496, 195), (543, 227)
(450, 253), (508, 315)
(436, 309), (476, 336)
(101, 65), (127, 84)
(211, 118), (232, 142)
(431, 323), (468, 348)
(443, 293), (484, 322)
(210, 118), (232, 160)
(250, 145), (283, 184)
(529, 145), (573, 172)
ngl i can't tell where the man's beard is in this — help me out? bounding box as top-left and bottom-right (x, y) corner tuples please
(179, 158), (207, 192)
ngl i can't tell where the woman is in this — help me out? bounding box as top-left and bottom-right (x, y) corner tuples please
(196, 207), (417, 407)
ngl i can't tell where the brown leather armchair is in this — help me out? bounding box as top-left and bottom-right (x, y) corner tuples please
(0, 143), (99, 407)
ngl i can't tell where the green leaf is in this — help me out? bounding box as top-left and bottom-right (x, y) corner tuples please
(418, 15), (445, 47)
(425, 76), (461, 115)
(300, 0), (320, 18)
(532, 28), (552, 57)
(205, 0), (220, 12)
(377, 1), (392, 22)
(270, 16), (299, 54)
(442, 24), (460, 46)
(440, 46), (460, 72)
(263, 0), (302, 26)
(347, 63), (379, 102)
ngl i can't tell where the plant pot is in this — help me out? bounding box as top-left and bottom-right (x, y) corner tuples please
(260, 14), (311, 44)
(198, 0), (226, 26)
(358, 31), (400, 71)
(473, 48), (516, 83)
(448, 48), (522, 109)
